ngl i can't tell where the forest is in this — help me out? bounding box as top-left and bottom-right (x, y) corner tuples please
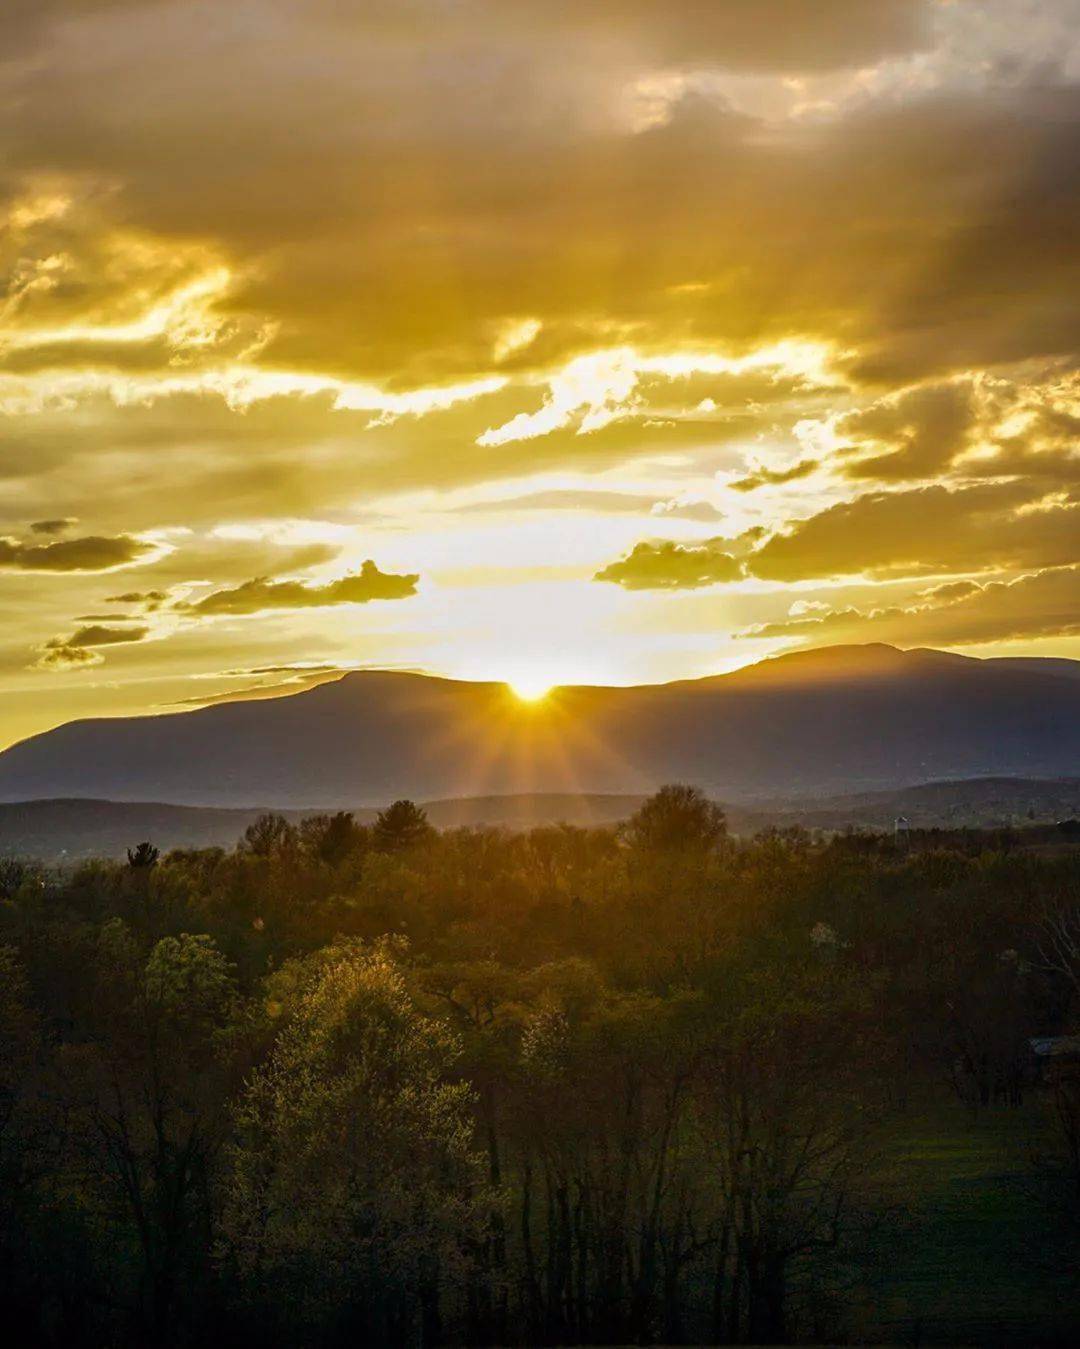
(2, 786), (1079, 1346)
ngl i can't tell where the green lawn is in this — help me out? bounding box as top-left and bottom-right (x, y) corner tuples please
(852, 1098), (1079, 1345)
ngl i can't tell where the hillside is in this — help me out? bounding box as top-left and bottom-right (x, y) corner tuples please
(741, 776), (1080, 834)
(0, 794), (646, 861)
(5, 780), (1079, 862)
(0, 645), (1077, 809)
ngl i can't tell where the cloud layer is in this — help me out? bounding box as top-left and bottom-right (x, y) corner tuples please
(0, 0), (1078, 735)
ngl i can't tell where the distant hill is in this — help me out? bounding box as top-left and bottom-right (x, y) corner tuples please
(740, 776), (1080, 834)
(3, 779), (1079, 863)
(0, 794), (649, 861)
(0, 644), (1078, 809)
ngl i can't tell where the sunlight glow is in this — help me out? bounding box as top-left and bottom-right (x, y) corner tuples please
(507, 674), (556, 703)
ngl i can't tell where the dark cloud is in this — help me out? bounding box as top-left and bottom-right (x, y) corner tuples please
(63, 623), (150, 647)
(836, 380), (977, 480)
(749, 482), (1080, 581)
(817, 368), (1080, 485)
(0, 532), (155, 572)
(105, 589), (168, 609)
(742, 565), (1080, 648)
(38, 622), (150, 669)
(30, 517), (77, 534)
(0, 1), (1072, 391)
(730, 459), (819, 492)
(179, 560), (419, 616)
(595, 537), (744, 590)
(35, 644), (102, 670)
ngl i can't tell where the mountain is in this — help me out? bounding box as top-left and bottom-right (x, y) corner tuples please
(987, 656), (1080, 681)
(0, 644), (1078, 808)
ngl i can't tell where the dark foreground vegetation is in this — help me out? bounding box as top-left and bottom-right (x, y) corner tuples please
(2, 786), (1080, 1346)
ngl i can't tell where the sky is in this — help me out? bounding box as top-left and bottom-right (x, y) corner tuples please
(1, 0), (1079, 746)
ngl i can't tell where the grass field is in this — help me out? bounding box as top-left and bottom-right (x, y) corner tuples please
(852, 1097), (1079, 1345)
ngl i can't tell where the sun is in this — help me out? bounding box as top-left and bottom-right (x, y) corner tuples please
(507, 674), (555, 703)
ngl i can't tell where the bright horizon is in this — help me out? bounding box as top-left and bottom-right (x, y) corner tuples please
(1, 1), (1078, 750)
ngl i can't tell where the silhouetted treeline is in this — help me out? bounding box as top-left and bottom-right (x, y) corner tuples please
(2, 787), (1080, 1346)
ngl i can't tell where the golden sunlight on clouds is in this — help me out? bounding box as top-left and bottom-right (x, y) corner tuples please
(0, 0), (1077, 745)
(476, 341), (836, 447)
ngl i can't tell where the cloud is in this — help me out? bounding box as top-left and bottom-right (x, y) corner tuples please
(503, 0), (933, 72)
(36, 645), (103, 670)
(29, 516), (77, 534)
(741, 565), (1080, 648)
(730, 458), (819, 492)
(475, 345), (834, 448)
(602, 443), (1080, 596)
(650, 497), (726, 522)
(179, 560), (419, 616)
(834, 379), (977, 479)
(167, 663), (348, 706)
(38, 622), (150, 669)
(454, 489), (663, 516)
(0, 3), (1073, 408)
(0, 2), (1078, 735)
(748, 481), (1080, 582)
(788, 366), (1080, 487)
(595, 537), (744, 590)
(0, 531), (157, 572)
(6, 1), (934, 75)
(105, 589), (168, 609)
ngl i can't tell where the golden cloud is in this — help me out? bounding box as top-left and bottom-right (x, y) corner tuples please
(742, 565), (1080, 648)
(38, 622), (150, 669)
(0, 531), (157, 572)
(595, 537), (746, 590)
(178, 561), (420, 617)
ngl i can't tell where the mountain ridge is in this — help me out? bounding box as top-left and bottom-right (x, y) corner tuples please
(1, 644), (1078, 808)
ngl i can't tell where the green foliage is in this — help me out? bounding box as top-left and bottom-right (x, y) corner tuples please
(224, 940), (484, 1342)
(373, 798), (435, 853)
(624, 782), (727, 854)
(240, 812), (296, 859)
(298, 810), (367, 868)
(0, 793), (1078, 1345)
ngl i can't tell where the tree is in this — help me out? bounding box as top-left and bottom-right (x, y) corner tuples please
(223, 940), (484, 1345)
(503, 959), (705, 1345)
(692, 972), (884, 1343)
(0, 944), (53, 1322)
(298, 811), (366, 868)
(374, 799), (434, 853)
(127, 841), (160, 869)
(71, 924), (240, 1344)
(624, 784), (726, 855)
(0, 856), (28, 900)
(239, 813), (296, 859)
